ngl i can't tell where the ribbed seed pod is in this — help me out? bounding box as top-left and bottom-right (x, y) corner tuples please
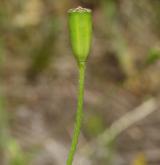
(66, 6), (93, 165)
(68, 6), (92, 64)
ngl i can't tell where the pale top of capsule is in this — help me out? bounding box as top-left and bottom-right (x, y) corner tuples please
(68, 6), (91, 13)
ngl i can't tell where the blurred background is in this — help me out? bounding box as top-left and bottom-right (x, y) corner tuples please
(0, 0), (160, 165)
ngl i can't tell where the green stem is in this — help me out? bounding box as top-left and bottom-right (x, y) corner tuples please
(66, 62), (86, 165)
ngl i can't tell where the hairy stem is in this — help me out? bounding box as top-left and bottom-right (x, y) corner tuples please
(66, 62), (86, 165)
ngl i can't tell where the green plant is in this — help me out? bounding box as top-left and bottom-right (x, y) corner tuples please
(0, 40), (32, 165)
(146, 48), (160, 65)
(27, 19), (59, 81)
(66, 6), (92, 165)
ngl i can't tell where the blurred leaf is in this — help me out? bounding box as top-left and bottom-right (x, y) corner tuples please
(102, 0), (137, 77)
(0, 39), (8, 148)
(146, 48), (160, 65)
(7, 139), (32, 165)
(0, 39), (4, 64)
(132, 153), (147, 165)
(103, 0), (117, 22)
(27, 18), (59, 81)
(84, 114), (105, 137)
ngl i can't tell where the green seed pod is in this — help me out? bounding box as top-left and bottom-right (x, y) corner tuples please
(68, 6), (92, 63)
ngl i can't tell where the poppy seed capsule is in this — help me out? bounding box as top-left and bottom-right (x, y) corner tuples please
(68, 7), (92, 63)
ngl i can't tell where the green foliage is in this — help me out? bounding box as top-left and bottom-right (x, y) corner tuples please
(103, 0), (117, 23)
(0, 45), (32, 164)
(84, 114), (105, 137)
(0, 96), (9, 148)
(102, 0), (136, 77)
(146, 48), (160, 65)
(0, 39), (4, 64)
(132, 153), (147, 165)
(0, 39), (7, 148)
(27, 19), (59, 80)
(7, 139), (28, 165)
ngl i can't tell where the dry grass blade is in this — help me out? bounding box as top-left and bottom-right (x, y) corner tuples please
(81, 98), (158, 158)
